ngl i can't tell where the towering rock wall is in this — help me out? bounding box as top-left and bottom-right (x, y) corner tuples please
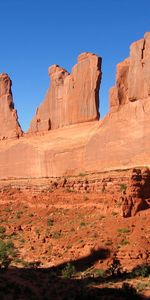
(110, 32), (150, 111)
(0, 73), (22, 139)
(0, 33), (150, 179)
(29, 53), (101, 132)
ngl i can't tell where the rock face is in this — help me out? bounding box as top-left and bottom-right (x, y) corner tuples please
(110, 32), (150, 111)
(0, 33), (150, 180)
(0, 73), (22, 139)
(29, 53), (101, 132)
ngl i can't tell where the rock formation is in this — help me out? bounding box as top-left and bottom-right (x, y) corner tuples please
(0, 33), (150, 180)
(28, 53), (101, 132)
(110, 32), (150, 111)
(119, 168), (150, 217)
(0, 73), (22, 139)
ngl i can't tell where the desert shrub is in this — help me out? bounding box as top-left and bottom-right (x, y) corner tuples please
(0, 226), (6, 234)
(61, 263), (76, 279)
(118, 227), (130, 234)
(16, 211), (23, 219)
(118, 239), (129, 247)
(0, 239), (16, 269)
(131, 264), (150, 278)
(136, 280), (150, 292)
(120, 183), (127, 193)
(108, 256), (123, 276)
(94, 268), (106, 277)
(78, 172), (86, 177)
(51, 231), (61, 239)
(47, 219), (54, 226)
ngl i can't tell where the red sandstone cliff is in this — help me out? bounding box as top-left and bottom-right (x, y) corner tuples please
(0, 73), (22, 140)
(110, 32), (150, 111)
(28, 53), (101, 132)
(0, 33), (150, 179)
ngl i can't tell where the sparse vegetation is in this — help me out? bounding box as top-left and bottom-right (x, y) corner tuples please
(131, 264), (150, 278)
(104, 239), (113, 246)
(0, 239), (16, 269)
(78, 172), (86, 177)
(94, 268), (106, 277)
(51, 231), (61, 239)
(61, 263), (76, 279)
(80, 221), (86, 227)
(29, 213), (34, 217)
(136, 280), (150, 292)
(4, 207), (12, 212)
(0, 226), (6, 234)
(108, 256), (123, 276)
(120, 183), (127, 193)
(47, 219), (54, 226)
(16, 211), (23, 219)
(118, 239), (129, 247)
(118, 227), (130, 234)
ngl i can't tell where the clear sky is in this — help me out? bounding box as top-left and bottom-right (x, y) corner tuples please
(0, 0), (150, 131)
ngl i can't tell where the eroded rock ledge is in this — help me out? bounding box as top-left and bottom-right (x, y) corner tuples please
(0, 167), (149, 217)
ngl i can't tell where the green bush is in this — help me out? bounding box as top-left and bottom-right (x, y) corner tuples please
(120, 184), (127, 193)
(118, 239), (129, 247)
(0, 239), (16, 269)
(118, 227), (130, 234)
(131, 264), (150, 278)
(94, 268), (106, 277)
(61, 263), (76, 279)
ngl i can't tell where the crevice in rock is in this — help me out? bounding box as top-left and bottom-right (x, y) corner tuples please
(141, 39), (145, 61)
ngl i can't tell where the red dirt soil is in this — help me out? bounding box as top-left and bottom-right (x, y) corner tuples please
(0, 172), (149, 299)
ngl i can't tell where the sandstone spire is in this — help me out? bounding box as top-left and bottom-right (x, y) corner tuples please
(29, 52), (101, 132)
(0, 73), (22, 139)
(109, 32), (150, 111)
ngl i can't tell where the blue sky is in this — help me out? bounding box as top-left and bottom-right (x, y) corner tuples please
(0, 0), (150, 131)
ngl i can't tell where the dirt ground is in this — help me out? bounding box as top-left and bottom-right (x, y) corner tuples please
(0, 187), (150, 299)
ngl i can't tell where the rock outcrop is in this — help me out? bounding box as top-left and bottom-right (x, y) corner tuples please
(28, 53), (101, 132)
(110, 32), (150, 111)
(119, 168), (150, 217)
(0, 73), (22, 139)
(0, 33), (150, 180)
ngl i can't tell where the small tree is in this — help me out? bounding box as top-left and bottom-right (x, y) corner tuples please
(108, 256), (123, 277)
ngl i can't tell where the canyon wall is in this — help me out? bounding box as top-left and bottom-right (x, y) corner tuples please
(0, 33), (150, 179)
